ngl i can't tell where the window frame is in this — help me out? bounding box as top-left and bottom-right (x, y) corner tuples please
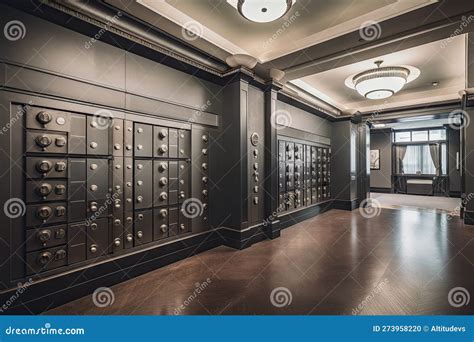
(392, 127), (448, 176)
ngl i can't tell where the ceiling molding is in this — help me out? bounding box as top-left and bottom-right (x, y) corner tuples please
(45, 0), (229, 76)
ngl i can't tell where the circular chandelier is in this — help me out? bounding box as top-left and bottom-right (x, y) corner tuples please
(237, 0), (293, 23)
(345, 61), (420, 100)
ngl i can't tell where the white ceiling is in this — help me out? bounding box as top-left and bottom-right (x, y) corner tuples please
(136, 0), (436, 63)
(295, 34), (466, 114)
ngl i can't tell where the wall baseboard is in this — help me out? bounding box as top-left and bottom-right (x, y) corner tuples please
(370, 187), (392, 193)
(463, 211), (474, 225)
(333, 199), (359, 211)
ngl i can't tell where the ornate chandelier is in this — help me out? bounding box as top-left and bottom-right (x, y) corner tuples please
(345, 61), (420, 100)
(228, 0), (294, 23)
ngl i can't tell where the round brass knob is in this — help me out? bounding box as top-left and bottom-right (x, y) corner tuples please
(55, 184), (66, 195)
(37, 183), (52, 196)
(55, 137), (66, 147)
(159, 163), (167, 172)
(37, 229), (51, 243)
(36, 160), (52, 173)
(90, 202), (98, 212)
(37, 206), (52, 220)
(159, 177), (168, 186)
(55, 206), (66, 217)
(126, 234), (133, 242)
(90, 244), (98, 253)
(126, 217), (132, 223)
(202, 189), (208, 197)
(126, 144), (132, 150)
(114, 238), (121, 247)
(137, 144), (143, 150)
(36, 111), (52, 125)
(202, 177), (208, 184)
(202, 135), (208, 142)
(137, 231), (143, 239)
(35, 135), (52, 148)
(159, 192), (167, 201)
(90, 142), (98, 149)
(114, 144), (121, 150)
(160, 209), (168, 218)
(136, 196), (143, 203)
(158, 144), (168, 154)
(180, 224), (185, 231)
(114, 219), (121, 225)
(37, 251), (52, 265)
(202, 148), (208, 155)
(159, 129), (167, 139)
(90, 184), (98, 192)
(55, 249), (67, 260)
(202, 163), (208, 170)
(160, 224), (167, 233)
(138, 213), (143, 220)
(179, 191), (185, 199)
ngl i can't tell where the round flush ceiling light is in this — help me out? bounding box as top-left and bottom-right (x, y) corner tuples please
(344, 61), (420, 100)
(237, 0), (293, 23)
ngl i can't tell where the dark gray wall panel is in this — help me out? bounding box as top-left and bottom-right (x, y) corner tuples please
(331, 121), (351, 200)
(125, 52), (222, 115)
(448, 127), (461, 193)
(276, 100), (331, 140)
(0, 4), (125, 90)
(370, 131), (392, 189)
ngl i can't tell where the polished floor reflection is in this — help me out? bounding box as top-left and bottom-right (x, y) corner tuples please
(46, 208), (474, 315)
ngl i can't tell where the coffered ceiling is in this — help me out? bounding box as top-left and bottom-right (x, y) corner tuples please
(101, 0), (474, 116)
(294, 34), (466, 114)
(107, 0), (436, 63)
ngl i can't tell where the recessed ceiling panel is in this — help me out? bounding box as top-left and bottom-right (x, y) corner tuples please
(135, 0), (436, 62)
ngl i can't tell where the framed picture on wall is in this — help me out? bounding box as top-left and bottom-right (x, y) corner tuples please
(370, 149), (380, 170)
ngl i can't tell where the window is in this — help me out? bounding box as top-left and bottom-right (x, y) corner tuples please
(402, 145), (436, 174)
(429, 129), (446, 141)
(398, 143), (447, 175)
(411, 130), (428, 142)
(394, 128), (446, 143)
(395, 131), (411, 142)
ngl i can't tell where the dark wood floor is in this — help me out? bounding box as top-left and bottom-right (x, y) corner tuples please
(46, 208), (474, 315)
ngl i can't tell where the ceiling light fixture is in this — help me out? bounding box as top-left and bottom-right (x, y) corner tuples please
(227, 0), (294, 23)
(344, 61), (420, 100)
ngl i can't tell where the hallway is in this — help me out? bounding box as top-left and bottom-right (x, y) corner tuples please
(371, 193), (462, 215)
(46, 207), (474, 315)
